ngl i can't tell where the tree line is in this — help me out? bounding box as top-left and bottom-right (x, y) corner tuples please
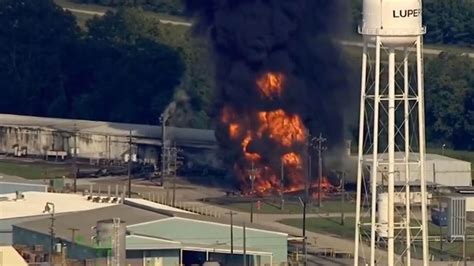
(0, 0), (184, 124)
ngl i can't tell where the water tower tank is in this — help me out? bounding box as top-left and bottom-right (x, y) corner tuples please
(95, 219), (126, 266)
(361, 0), (424, 46)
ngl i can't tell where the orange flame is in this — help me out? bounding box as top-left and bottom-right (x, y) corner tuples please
(258, 110), (305, 147)
(221, 71), (334, 196)
(229, 123), (240, 139)
(282, 152), (302, 167)
(242, 132), (261, 161)
(256, 72), (284, 99)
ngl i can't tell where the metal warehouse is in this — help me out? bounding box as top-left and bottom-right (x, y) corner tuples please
(363, 152), (472, 187)
(12, 204), (288, 265)
(0, 113), (217, 165)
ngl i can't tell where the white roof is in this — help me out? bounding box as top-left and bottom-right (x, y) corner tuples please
(124, 198), (195, 214)
(0, 246), (27, 266)
(0, 191), (115, 219)
(363, 152), (471, 164)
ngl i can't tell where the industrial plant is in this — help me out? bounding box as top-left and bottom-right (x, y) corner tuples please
(0, 0), (473, 266)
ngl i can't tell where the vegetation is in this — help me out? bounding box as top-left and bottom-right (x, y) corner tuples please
(208, 199), (356, 214)
(280, 217), (474, 260)
(0, 161), (72, 179)
(0, 0), (184, 124)
(425, 52), (474, 150)
(70, 0), (185, 16)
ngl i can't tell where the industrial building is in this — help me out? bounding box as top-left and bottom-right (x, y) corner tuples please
(0, 191), (115, 245)
(363, 152), (472, 187)
(0, 113), (217, 166)
(12, 202), (288, 265)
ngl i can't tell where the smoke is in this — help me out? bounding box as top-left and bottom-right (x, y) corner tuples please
(187, 0), (352, 191)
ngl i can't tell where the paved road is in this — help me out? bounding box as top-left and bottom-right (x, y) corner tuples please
(341, 40), (474, 59)
(64, 7), (193, 27)
(64, 7), (474, 60)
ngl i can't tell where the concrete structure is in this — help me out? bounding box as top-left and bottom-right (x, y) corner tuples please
(0, 181), (47, 194)
(363, 152), (472, 187)
(354, 0), (430, 265)
(12, 204), (288, 266)
(0, 246), (28, 266)
(0, 113), (217, 165)
(0, 191), (115, 245)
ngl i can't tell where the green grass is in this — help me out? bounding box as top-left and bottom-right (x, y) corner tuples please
(0, 160), (72, 179)
(210, 199), (356, 214)
(280, 217), (474, 260)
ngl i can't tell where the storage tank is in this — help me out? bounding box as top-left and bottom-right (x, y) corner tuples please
(361, 0), (424, 46)
(377, 193), (389, 238)
(95, 219), (126, 266)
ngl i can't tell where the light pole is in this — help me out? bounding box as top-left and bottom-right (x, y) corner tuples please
(442, 143), (446, 155)
(159, 113), (168, 185)
(248, 163), (257, 223)
(338, 171), (345, 225)
(43, 202), (55, 265)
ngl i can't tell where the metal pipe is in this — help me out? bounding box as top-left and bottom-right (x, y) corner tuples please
(354, 43), (368, 266)
(369, 36), (381, 266)
(388, 48), (396, 266)
(127, 130), (132, 198)
(403, 48), (412, 265)
(416, 35), (429, 266)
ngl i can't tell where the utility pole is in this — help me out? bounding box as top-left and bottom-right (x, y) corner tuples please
(248, 162), (257, 223)
(225, 211), (237, 254)
(43, 203), (55, 266)
(280, 160), (284, 210)
(302, 130), (310, 266)
(127, 130), (132, 198)
(72, 123), (78, 193)
(170, 145), (182, 206)
(243, 222), (247, 266)
(339, 171), (345, 226)
(312, 133), (327, 208)
(160, 113), (168, 185)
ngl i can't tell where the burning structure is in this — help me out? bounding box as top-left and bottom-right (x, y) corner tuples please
(188, 0), (351, 195)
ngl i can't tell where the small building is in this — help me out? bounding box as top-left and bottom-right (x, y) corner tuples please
(0, 191), (115, 245)
(363, 152), (472, 187)
(12, 203), (288, 265)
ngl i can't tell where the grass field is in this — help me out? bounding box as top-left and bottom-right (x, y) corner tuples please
(280, 216), (474, 260)
(0, 160), (72, 179)
(208, 199), (356, 214)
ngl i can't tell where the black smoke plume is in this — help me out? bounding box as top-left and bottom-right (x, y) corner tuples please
(187, 0), (352, 191)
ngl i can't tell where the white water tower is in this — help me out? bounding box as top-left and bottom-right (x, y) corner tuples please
(353, 0), (429, 265)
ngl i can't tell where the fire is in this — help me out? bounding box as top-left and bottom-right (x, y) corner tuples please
(282, 152), (302, 167)
(221, 71), (334, 196)
(229, 123), (240, 139)
(242, 132), (261, 161)
(256, 72), (284, 99)
(258, 110), (305, 147)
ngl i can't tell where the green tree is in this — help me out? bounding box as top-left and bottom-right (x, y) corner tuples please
(0, 0), (79, 116)
(425, 52), (474, 150)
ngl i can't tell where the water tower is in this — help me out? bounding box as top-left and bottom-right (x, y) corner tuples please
(353, 0), (429, 265)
